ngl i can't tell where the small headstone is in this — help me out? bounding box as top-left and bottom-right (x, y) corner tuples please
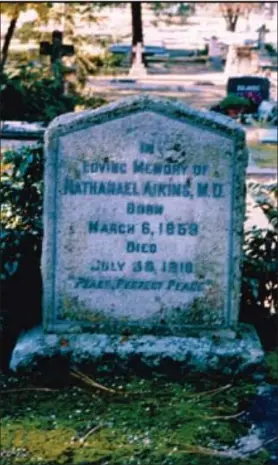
(227, 76), (270, 106)
(43, 95), (248, 334)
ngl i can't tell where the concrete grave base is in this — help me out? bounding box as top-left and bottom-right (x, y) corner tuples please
(10, 324), (265, 379)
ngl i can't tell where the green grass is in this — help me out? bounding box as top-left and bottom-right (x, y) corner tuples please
(0, 371), (270, 465)
(248, 142), (278, 168)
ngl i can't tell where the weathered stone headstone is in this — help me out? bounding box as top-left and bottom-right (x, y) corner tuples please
(10, 96), (265, 376)
(43, 95), (248, 335)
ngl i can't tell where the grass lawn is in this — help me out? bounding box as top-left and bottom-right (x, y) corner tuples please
(0, 367), (274, 465)
(248, 142), (278, 168)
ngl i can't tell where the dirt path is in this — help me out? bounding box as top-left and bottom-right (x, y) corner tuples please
(90, 86), (224, 110)
(86, 61), (227, 110)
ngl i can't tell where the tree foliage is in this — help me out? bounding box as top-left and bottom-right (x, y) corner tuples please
(199, 2), (264, 32)
(1, 65), (79, 122)
(151, 2), (194, 17)
(2, 3), (124, 82)
(0, 3), (52, 71)
(54, 3), (112, 82)
(220, 2), (263, 32)
(241, 181), (278, 350)
(150, 2), (194, 25)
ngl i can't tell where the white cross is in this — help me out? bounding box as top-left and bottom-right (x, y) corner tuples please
(135, 42), (143, 66)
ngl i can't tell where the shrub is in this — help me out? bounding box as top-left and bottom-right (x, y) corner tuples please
(242, 227), (277, 313)
(1, 145), (43, 281)
(76, 52), (123, 84)
(14, 20), (52, 43)
(1, 65), (76, 123)
(265, 42), (277, 56)
(240, 181), (277, 349)
(219, 94), (253, 110)
(1, 64), (106, 123)
(1, 144), (44, 369)
(1, 70), (106, 367)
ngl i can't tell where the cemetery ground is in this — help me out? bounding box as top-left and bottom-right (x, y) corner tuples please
(1, 43), (277, 465)
(0, 355), (277, 465)
(248, 142), (277, 168)
(1, 106), (277, 465)
(86, 61), (227, 111)
(86, 62), (277, 170)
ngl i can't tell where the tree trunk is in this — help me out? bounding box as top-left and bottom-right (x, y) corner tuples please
(0, 15), (19, 72)
(131, 2), (146, 66)
(131, 2), (143, 46)
(226, 15), (239, 32)
(224, 7), (240, 32)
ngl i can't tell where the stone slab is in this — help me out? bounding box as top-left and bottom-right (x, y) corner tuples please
(1, 121), (44, 151)
(0, 120), (45, 139)
(9, 324), (265, 379)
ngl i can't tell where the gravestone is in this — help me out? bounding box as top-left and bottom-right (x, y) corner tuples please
(256, 24), (269, 50)
(43, 95), (247, 334)
(40, 30), (74, 89)
(11, 96), (265, 376)
(227, 76), (270, 107)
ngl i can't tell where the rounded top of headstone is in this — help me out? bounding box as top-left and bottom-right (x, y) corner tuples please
(45, 95), (245, 144)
